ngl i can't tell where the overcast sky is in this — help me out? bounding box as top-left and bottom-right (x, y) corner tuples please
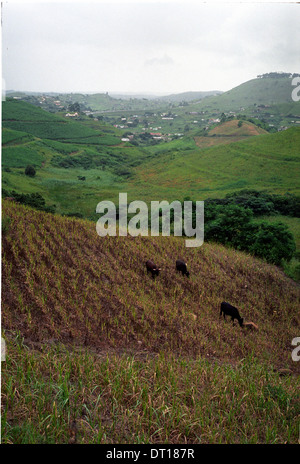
(2, 0), (300, 95)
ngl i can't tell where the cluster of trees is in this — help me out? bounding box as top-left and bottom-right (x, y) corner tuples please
(203, 203), (295, 265)
(236, 115), (277, 133)
(2, 189), (56, 214)
(132, 132), (161, 146)
(205, 190), (300, 218)
(257, 72), (300, 79)
(68, 102), (81, 113)
(183, 190), (298, 265)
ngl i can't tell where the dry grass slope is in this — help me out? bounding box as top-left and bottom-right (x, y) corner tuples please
(2, 200), (299, 370)
(2, 200), (300, 444)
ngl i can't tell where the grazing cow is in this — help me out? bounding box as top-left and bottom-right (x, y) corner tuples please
(242, 321), (258, 331)
(220, 301), (244, 327)
(145, 260), (161, 278)
(176, 259), (190, 277)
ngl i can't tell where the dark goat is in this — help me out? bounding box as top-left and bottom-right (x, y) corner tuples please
(220, 301), (244, 327)
(176, 259), (190, 277)
(145, 260), (161, 278)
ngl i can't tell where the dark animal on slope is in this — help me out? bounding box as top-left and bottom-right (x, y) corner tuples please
(220, 301), (244, 327)
(145, 260), (161, 278)
(176, 259), (190, 277)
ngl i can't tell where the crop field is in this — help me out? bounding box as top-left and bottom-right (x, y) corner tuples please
(1, 200), (299, 444)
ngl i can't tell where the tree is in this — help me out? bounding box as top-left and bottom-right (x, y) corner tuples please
(249, 222), (296, 265)
(68, 102), (80, 112)
(25, 165), (36, 177)
(204, 204), (253, 245)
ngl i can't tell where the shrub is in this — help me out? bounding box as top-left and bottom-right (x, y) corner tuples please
(2, 189), (55, 214)
(249, 222), (296, 265)
(25, 165), (36, 177)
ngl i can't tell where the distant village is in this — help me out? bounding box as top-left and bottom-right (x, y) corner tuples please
(10, 88), (300, 144)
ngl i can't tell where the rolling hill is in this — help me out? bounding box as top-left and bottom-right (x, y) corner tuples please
(2, 99), (121, 144)
(2, 74), (300, 445)
(190, 76), (299, 111)
(1, 199), (300, 443)
(3, 99), (300, 214)
(128, 126), (300, 202)
(194, 119), (268, 149)
(1, 99), (151, 217)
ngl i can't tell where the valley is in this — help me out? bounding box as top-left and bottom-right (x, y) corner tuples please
(2, 72), (300, 445)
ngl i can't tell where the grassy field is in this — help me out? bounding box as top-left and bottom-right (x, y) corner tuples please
(127, 126), (300, 203)
(1, 200), (300, 444)
(3, 99), (300, 208)
(186, 77), (300, 112)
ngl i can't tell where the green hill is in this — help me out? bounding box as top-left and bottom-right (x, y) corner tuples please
(2, 99), (120, 143)
(181, 76), (300, 131)
(1, 99), (151, 217)
(1, 200), (299, 443)
(129, 126), (300, 202)
(192, 76), (298, 112)
(2, 98), (300, 218)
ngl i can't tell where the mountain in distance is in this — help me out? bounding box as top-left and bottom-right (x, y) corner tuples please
(149, 90), (223, 103)
(190, 74), (300, 113)
(5, 72), (300, 119)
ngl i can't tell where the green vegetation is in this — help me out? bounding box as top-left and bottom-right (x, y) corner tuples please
(128, 126), (300, 204)
(2, 189), (56, 213)
(2, 98), (300, 275)
(2, 100), (120, 143)
(204, 204), (296, 265)
(190, 76), (299, 113)
(25, 165), (36, 177)
(3, 337), (299, 444)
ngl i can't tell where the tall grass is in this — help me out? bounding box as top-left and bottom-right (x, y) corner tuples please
(2, 335), (299, 444)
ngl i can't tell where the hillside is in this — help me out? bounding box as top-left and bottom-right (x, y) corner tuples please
(208, 119), (268, 137)
(155, 90), (223, 103)
(2, 200), (300, 444)
(1, 99), (151, 217)
(2, 98), (300, 219)
(192, 76), (298, 111)
(182, 76), (300, 131)
(129, 126), (300, 202)
(2, 99), (121, 144)
(2, 198), (299, 360)
(194, 119), (268, 148)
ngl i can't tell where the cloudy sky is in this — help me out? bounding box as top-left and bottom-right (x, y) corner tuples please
(2, 0), (300, 95)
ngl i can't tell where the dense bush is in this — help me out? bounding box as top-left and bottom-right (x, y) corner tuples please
(203, 203), (296, 265)
(248, 222), (296, 265)
(2, 189), (56, 214)
(25, 165), (36, 177)
(206, 189), (300, 218)
(175, 197), (297, 266)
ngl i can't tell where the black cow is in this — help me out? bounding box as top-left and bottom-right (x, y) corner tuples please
(220, 301), (244, 327)
(176, 259), (190, 277)
(145, 260), (161, 278)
